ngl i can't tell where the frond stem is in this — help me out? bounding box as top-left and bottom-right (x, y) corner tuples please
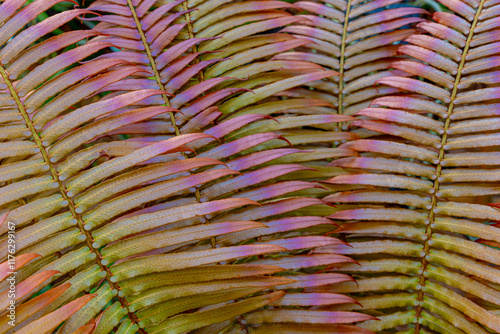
(127, 0), (213, 246)
(414, 2), (485, 331)
(337, 0), (352, 117)
(178, 0), (217, 247)
(0, 65), (145, 332)
(125, 0), (180, 136)
(180, 1), (206, 82)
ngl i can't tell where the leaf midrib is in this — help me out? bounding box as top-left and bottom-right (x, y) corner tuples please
(0, 64), (144, 329)
(337, 0), (352, 116)
(414, 2), (486, 331)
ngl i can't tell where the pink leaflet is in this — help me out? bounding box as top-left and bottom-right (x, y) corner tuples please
(259, 216), (336, 234)
(64, 133), (214, 193)
(418, 21), (466, 47)
(235, 181), (319, 202)
(78, 321), (96, 334)
(150, 23), (187, 56)
(224, 217), (335, 244)
(93, 36), (145, 51)
(206, 114), (272, 139)
(25, 294), (96, 333)
(101, 121), (174, 137)
(155, 37), (217, 70)
(249, 254), (356, 270)
(41, 89), (165, 143)
(281, 26), (338, 43)
(398, 44), (459, 74)
(82, 14), (136, 27)
(180, 107), (221, 133)
(433, 11), (471, 34)
(0, 0), (25, 26)
(0, 0), (77, 47)
(17, 42), (116, 99)
(179, 87), (250, 120)
(405, 35), (462, 62)
(355, 107), (443, 132)
(94, 26), (141, 40)
(296, 14), (341, 33)
(202, 165), (315, 198)
(146, 11), (190, 43)
(198, 133), (285, 160)
(7, 30), (102, 80)
(467, 41), (500, 61)
(462, 56), (500, 75)
(313, 244), (353, 254)
(455, 87), (500, 104)
(32, 67), (150, 128)
(48, 107), (176, 161)
(217, 197), (327, 222)
(377, 77), (451, 103)
(437, 0), (475, 21)
(371, 95), (447, 118)
(170, 77), (234, 109)
(471, 28), (500, 47)
(21, 58), (128, 106)
(87, 3), (132, 16)
(3, 270), (60, 307)
(139, 167), (239, 193)
(100, 0), (127, 4)
(165, 58), (226, 94)
(136, 0), (160, 18)
(0, 9), (96, 64)
(350, 0), (402, 18)
(93, 51), (149, 65)
(160, 52), (201, 84)
(258, 236), (342, 252)
(226, 148), (303, 171)
(99, 78), (160, 92)
(140, 0), (185, 30)
(294, 1), (344, 21)
(480, 3), (500, 20)
(0, 211), (8, 229)
(348, 7), (428, 32)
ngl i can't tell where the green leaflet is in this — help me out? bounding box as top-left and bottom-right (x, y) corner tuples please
(146, 292), (285, 333)
(94, 302), (128, 334)
(136, 287), (268, 327)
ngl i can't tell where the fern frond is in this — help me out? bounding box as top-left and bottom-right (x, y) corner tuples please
(328, 1), (500, 333)
(0, 0), (366, 333)
(279, 0), (427, 116)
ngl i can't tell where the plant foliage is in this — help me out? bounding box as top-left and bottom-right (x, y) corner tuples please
(2, 0), (500, 333)
(326, 0), (500, 333)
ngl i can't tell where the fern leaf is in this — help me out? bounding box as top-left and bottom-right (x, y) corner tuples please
(328, 1), (500, 333)
(0, 0), (429, 331)
(279, 0), (426, 116)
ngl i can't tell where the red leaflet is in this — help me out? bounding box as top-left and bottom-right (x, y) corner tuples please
(0, 253), (40, 281)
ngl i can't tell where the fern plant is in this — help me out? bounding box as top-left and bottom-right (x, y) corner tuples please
(0, 0), (451, 333)
(280, 0), (427, 118)
(0, 0), (355, 333)
(325, 1), (500, 333)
